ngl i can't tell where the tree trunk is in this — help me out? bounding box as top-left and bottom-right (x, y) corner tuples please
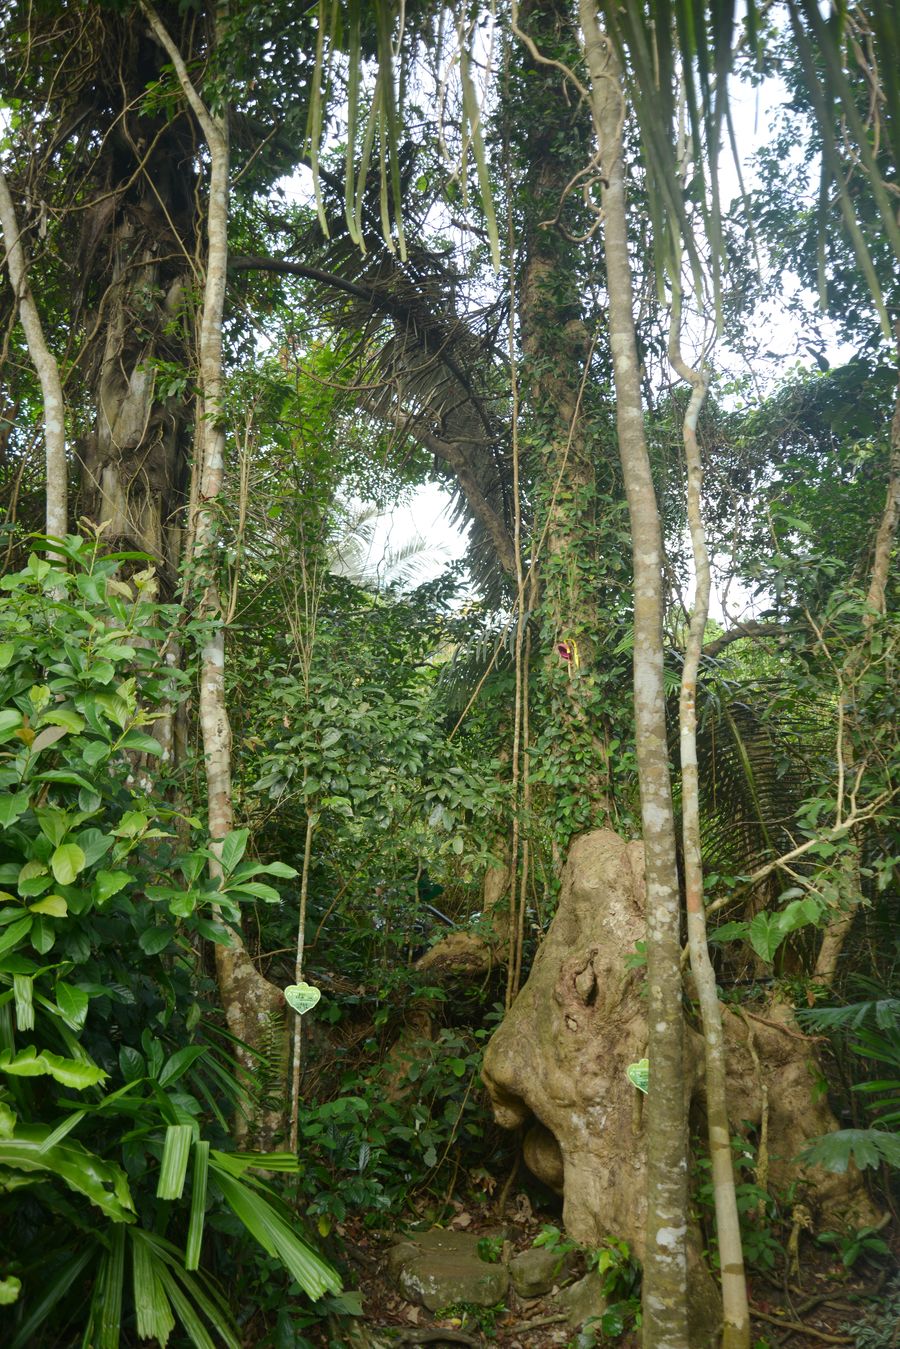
(670, 302), (749, 1347)
(143, 0), (288, 1147)
(513, 0), (616, 846)
(0, 168), (68, 539)
(578, 8), (689, 1342)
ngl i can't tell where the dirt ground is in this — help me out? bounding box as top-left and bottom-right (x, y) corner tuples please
(304, 1201), (898, 1349)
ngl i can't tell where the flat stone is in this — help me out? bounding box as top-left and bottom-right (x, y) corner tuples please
(557, 1271), (607, 1328)
(508, 1246), (569, 1298)
(387, 1228), (510, 1312)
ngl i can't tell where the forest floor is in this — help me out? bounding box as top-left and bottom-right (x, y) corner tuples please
(303, 1202), (899, 1348)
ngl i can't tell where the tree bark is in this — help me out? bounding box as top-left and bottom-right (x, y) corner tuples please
(142, 0), (287, 1146)
(0, 168), (68, 539)
(578, 7), (689, 1343)
(670, 301), (749, 1347)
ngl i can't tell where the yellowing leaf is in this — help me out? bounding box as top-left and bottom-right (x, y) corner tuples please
(29, 894), (68, 917)
(50, 843), (86, 886)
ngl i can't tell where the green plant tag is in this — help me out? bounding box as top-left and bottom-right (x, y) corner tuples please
(284, 983), (321, 1016)
(626, 1058), (649, 1094)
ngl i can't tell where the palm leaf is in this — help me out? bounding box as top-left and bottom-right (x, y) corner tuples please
(210, 1163), (341, 1300)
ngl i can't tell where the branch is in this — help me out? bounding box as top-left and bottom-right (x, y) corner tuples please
(702, 621), (797, 658)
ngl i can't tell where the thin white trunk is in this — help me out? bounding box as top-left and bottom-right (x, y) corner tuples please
(670, 303), (749, 1348)
(143, 2), (287, 1144)
(578, 8), (689, 1343)
(0, 168), (68, 538)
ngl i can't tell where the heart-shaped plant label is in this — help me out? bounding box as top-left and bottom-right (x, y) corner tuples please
(626, 1058), (649, 1094)
(284, 983), (321, 1016)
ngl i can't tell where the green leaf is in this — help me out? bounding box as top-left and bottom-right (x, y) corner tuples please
(186, 1141), (210, 1271)
(9, 1249), (97, 1349)
(113, 810), (148, 838)
(139, 926), (175, 955)
(158, 1045), (206, 1088)
(39, 708), (85, 733)
(211, 1165), (341, 1300)
(0, 643), (16, 670)
(0, 709), (23, 743)
(0, 1046), (106, 1089)
(799, 1128), (900, 1174)
(50, 843), (86, 886)
(0, 792), (30, 828)
(13, 974), (33, 1031)
(56, 981), (90, 1030)
(132, 1230), (176, 1344)
(119, 730), (162, 755)
(93, 869), (133, 903)
(157, 1123), (194, 1200)
(0, 916), (31, 957)
(228, 880), (281, 902)
(0, 1275), (22, 1305)
(627, 1058), (649, 1094)
(284, 983), (321, 1017)
(0, 1127), (135, 1220)
(748, 912), (786, 963)
(219, 828), (249, 874)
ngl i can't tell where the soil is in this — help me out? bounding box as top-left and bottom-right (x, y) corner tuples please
(302, 1199), (898, 1349)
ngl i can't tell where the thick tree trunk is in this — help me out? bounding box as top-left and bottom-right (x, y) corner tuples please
(143, 1), (287, 1147)
(578, 8), (689, 1343)
(0, 168), (67, 538)
(513, 0), (613, 842)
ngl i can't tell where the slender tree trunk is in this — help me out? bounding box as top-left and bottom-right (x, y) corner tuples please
(670, 302), (749, 1348)
(813, 350), (900, 986)
(578, 8), (689, 1343)
(143, 1), (287, 1146)
(0, 169), (67, 538)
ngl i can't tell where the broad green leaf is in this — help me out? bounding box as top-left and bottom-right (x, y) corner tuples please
(0, 643), (15, 670)
(0, 792), (30, 828)
(228, 880), (281, 903)
(39, 708), (84, 733)
(35, 768), (96, 792)
(284, 983), (321, 1017)
(748, 912), (786, 964)
(158, 1045), (206, 1088)
(0, 1046), (106, 1089)
(0, 1128), (135, 1220)
(50, 843), (86, 886)
(219, 828), (249, 874)
(93, 869), (133, 903)
(778, 896), (822, 934)
(627, 1058), (649, 1094)
(139, 926), (175, 955)
(0, 916), (31, 956)
(0, 709), (23, 742)
(113, 811), (148, 838)
(119, 730), (162, 755)
(56, 981), (90, 1031)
